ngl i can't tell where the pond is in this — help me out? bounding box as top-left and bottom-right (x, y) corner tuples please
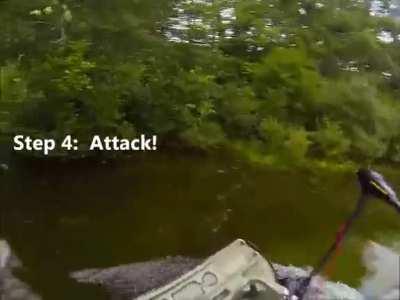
(1, 152), (400, 300)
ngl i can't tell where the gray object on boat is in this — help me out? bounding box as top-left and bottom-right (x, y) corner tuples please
(0, 239), (42, 300)
(134, 239), (289, 300)
(72, 255), (203, 299)
(72, 239), (289, 300)
(72, 239), (362, 300)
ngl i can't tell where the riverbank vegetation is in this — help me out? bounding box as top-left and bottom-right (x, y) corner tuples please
(1, 0), (400, 167)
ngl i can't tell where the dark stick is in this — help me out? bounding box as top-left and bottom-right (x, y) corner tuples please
(295, 194), (368, 299)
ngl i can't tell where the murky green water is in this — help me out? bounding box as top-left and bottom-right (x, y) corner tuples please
(1, 152), (400, 300)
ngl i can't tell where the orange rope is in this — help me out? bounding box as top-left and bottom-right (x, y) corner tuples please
(324, 223), (346, 276)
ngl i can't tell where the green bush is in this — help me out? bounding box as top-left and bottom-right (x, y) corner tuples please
(248, 47), (322, 126)
(218, 86), (259, 137)
(181, 121), (226, 149)
(2, 0), (400, 166)
(258, 118), (310, 164)
(320, 76), (400, 160)
(258, 117), (287, 153)
(313, 119), (350, 160)
(283, 127), (311, 163)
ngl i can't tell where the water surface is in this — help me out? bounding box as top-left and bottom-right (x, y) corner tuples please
(1, 152), (400, 300)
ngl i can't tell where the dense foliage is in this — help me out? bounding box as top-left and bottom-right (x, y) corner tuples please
(1, 0), (400, 166)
